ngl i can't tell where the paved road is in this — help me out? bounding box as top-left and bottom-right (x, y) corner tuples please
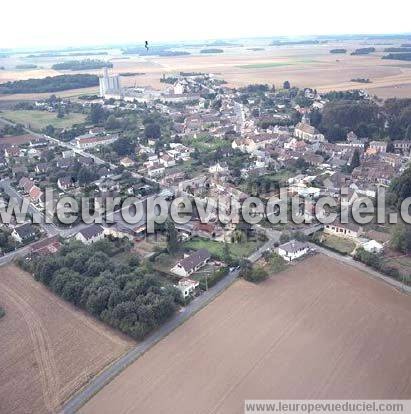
(0, 243), (33, 266)
(60, 268), (240, 414)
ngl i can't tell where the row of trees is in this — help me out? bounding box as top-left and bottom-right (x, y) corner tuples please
(354, 247), (407, 283)
(52, 59), (113, 71)
(20, 239), (181, 339)
(0, 74), (99, 94)
(0, 123), (25, 137)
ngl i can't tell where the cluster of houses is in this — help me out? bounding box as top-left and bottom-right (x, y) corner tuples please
(1, 74), (408, 296)
(139, 142), (192, 178)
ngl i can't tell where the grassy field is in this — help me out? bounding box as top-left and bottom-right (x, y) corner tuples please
(183, 237), (262, 260)
(0, 110), (86, 130)
(321, 234), (356, 254)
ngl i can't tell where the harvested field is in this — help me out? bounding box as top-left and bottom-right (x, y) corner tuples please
(82, 254), (411, 414)
(0, 265), (133, 414)
(3, 41), (411, 100)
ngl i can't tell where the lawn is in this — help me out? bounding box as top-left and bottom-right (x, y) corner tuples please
(0, 110), (86, 130)
(183, 133), (231, 152)
(321, 234), (356, 255)
(183, 237), (263, 260)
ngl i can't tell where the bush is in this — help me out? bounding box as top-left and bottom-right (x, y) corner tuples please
(0, 306), (5, 318)
(199, 267), (229, 290)
(269, 252), (286, 273)
(354, 247), (406, 282)
(380, 264), (400, 280)
(243, 266), (269, 283)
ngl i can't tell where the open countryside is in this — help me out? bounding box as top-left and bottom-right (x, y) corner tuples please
(3, 42), (411, 101)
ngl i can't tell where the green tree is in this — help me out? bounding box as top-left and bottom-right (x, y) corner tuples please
(223, 242), (232, 265)
(389, 167), (411, 207)
(88, 104), (107, 124)
(105, 114), (120, 130)
(112, 137), (134, 156)
(144, 123), (161, 140)
(165, 219), (179, 255)
(243, 266), (268, 283)
(283, 80), (291, 89)
(390, 224), (411, 253)
(43, 124), (55, 137)
(57, 107), (65, 118)
(349, 149), (361, 172)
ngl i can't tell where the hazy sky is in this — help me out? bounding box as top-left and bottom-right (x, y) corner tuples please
(2, 0), (411, 49)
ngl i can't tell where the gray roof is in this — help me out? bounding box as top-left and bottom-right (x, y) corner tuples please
(178, 249), (211, 272)
(279, 240), (308, 254)
(14, 223), (36, 239)
(78, 224), (104, 240)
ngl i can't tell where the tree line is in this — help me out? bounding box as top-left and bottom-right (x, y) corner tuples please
(52, 59), (113, 71)
(0, 74), (99, 94)
(19, 239), (181, 339)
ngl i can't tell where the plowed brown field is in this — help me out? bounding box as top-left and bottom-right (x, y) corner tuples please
(81, 254), (411, 414)
(0, 265), (133, 414)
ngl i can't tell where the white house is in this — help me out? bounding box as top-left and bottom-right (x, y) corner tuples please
(209, 162), (228, 174)
(361, 239), (384, 254)
(171, 249), (211, 277)
(176, 278), (200, 298)
(74, 134), (118, 149)
(278, 240), (309, 261)
(75, 224), (105, 245)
